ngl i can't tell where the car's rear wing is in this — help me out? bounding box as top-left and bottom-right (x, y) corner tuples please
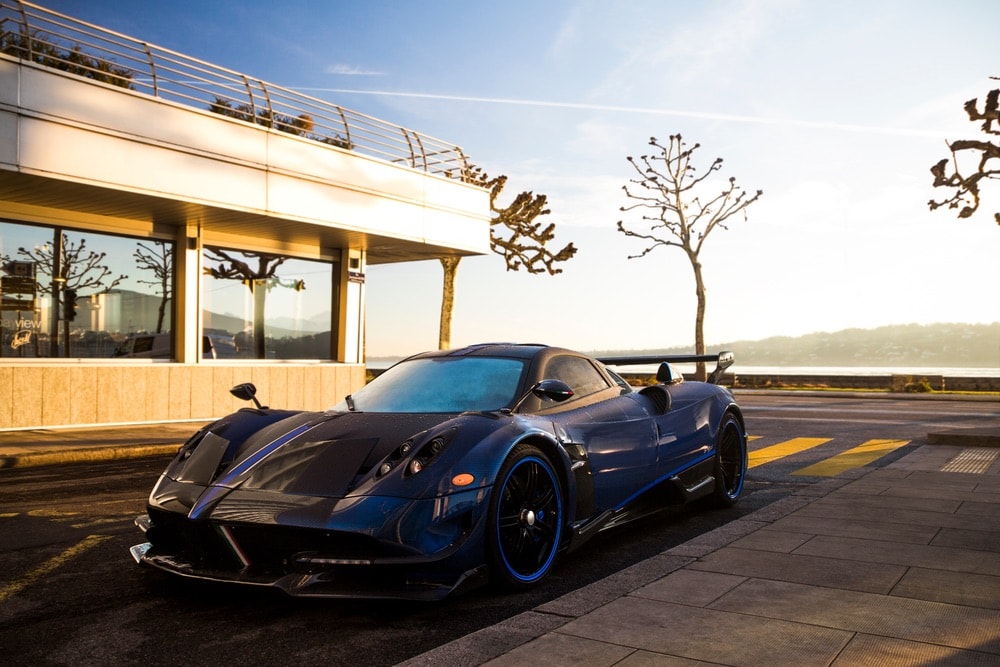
(597, 351), (735, 385)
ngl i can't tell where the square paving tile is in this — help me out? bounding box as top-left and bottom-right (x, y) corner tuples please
(793, 534), (1000, 577)
(688, 545), (907, 594)
(633, 569), (746, 607)
(483, 633), (632, 667)
(832, 633), (1000, 666)
(806, 490), (963, 514)
(616, 649), (721, 666)
(770, 513), (939, 544)
(932, 527), (1000, 552)
(892, 567), (1000, 610)
(711, 578), (1000, 653)
(958, 499), (1000, 517)
(556, 596), (851, 666)
(730, 528), (814, 553)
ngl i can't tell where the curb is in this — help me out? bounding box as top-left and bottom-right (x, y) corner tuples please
(0, 443), (182, 469)
(927, 428), (1000, 448)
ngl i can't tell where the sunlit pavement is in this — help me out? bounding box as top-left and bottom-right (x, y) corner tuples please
(1, 420), (998, 665)
(400, 441), (1000, 666)
(0, 422), (208, 468)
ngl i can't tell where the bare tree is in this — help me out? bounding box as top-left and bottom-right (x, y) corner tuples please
(929, 78), (1000, 225)
(438, 174), (577, 349)
(617, 135), (762, 380)
(203, 249), (304, 359)
(134, 241), (172, 333)
(18, 234), (127, 356)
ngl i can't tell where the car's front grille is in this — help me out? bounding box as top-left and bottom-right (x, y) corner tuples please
(145, 508), (414, 576)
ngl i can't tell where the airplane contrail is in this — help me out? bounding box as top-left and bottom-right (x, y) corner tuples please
(293, 87), (947, 139)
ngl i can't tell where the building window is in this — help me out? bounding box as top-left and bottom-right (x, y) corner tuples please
(201, 246), (334, 360)
(0, 221), (174, 358)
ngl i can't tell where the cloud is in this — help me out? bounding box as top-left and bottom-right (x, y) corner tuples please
(324, 64), (386, 76)
(294, 87), (953, 139)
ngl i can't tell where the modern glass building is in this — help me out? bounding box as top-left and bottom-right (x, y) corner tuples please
(0, 2), (490, 428)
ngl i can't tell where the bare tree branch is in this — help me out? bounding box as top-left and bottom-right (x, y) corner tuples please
(617, 134), (762, 379)
(437, 173), (578, 349)
(929, 80), (1000, 225)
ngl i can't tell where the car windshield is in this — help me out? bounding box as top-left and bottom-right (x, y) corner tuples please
(339, 356), (527, 413)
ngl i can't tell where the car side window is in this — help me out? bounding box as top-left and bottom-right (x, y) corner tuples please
(544, 356), (612, 399)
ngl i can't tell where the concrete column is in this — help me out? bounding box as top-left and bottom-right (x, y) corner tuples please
(174, 223), (202, 363)
(337, 248), (365, 364)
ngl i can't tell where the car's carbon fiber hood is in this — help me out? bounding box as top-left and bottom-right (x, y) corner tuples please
(156, 411), (457, 514)
(232, 411), (453, 494)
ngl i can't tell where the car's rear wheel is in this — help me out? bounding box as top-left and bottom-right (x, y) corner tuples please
(710, 413), (747, 508)
(487, 443), (563, 589)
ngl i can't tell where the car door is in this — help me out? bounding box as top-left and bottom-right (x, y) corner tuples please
(652, 387), (715, 479)
(541, 355), (658, 511)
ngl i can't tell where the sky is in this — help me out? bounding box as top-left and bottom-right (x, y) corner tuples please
(40, 0), (1000, 358)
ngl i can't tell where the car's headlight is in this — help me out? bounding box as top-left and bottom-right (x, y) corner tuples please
(375, 428), (457, 478)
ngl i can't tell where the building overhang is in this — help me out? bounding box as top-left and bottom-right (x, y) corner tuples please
(0, 171), (481, 265)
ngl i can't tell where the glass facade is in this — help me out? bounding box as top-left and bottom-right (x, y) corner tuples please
(0, 220), (173, 358)
(201, 246), (334, 360)
(1, 222), (336, 360)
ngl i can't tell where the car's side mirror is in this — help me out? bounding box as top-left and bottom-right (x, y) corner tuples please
(504, 379), (575, 414)
(230, 382), (265, 409)
(531, 379), (575, 403)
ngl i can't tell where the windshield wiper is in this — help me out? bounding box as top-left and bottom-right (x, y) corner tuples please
(345, 395), (356, 411)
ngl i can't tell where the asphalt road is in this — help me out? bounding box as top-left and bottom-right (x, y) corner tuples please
(0, 393), (993, 666)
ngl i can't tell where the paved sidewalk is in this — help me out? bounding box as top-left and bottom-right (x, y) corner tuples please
(400, 443), (1000, 666)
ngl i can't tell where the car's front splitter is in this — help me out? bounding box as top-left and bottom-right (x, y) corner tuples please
(131, 542), (489, 601)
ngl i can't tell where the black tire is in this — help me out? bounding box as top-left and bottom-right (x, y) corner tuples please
(487, 443), (564, 589)
(709, 413), (747, 508)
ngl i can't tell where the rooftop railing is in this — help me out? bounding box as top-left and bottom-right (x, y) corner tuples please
(0, 0), (479, 181)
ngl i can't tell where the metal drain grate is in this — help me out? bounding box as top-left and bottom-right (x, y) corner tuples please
(941, 447), (1000, 474)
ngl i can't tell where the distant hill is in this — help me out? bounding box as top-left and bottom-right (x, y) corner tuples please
(589, 322), (1000, 368)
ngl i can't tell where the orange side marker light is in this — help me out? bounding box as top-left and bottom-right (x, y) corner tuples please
(452, 473), (475, 487)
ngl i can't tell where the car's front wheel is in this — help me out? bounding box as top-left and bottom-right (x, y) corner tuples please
(709, 412), (747, 508)
(487, 443), (563, 589)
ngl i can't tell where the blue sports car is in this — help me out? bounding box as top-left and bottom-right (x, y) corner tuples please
(131, 343), (747, 600)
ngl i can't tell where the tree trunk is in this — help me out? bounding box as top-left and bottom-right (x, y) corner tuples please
(253, 281), (267, 358)
(692, 255), (707, 381)
(155, 289), (167, 334)
(438, 257), (461, 350)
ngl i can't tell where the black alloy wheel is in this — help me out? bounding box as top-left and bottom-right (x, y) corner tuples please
(710, 413), (747, 508)
(487, 443), (564, 589)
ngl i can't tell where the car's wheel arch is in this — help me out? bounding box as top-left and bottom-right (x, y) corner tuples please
(501, 433), (573, 504)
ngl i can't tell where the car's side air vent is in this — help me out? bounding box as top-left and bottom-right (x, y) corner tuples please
(638, 385), (672, 414)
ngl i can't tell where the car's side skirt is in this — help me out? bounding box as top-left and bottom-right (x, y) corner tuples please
(565, 454), (718, 551)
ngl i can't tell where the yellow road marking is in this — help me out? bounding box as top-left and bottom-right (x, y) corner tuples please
(792, 439), (911, 477)
(0, 534), (110, 604)
(27, 508), (81, 518)
(71, 517), (129, 529)
(748, 437), (831, 469)
(0, 512), (18, 518)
